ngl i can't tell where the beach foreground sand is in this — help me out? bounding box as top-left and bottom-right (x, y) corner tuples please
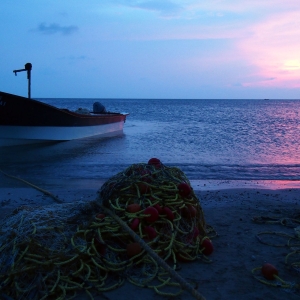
(1, 177), (300, 300)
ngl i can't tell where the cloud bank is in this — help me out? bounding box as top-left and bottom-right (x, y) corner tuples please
(35, 23), (78, 35)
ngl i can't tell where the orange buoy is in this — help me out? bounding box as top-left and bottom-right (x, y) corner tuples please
(261, 263), (278, 280)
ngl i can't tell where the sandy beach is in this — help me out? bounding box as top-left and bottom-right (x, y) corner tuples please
(1, 173), (300, 300)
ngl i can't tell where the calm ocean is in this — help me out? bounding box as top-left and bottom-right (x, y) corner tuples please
(1, 98), (300, 187)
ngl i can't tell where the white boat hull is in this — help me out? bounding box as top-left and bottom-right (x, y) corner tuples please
(0, 91), (128, 147)
(0, 121), (125, 147)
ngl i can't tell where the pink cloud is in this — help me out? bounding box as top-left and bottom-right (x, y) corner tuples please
(186, 0), (300, 14)
(237, 10), (300, 88)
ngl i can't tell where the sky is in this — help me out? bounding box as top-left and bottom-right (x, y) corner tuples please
(1, 0), (300, 99)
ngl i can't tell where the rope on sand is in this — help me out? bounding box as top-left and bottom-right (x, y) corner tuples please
(251, 213), (300, 292)
(0, 169), (63, 203)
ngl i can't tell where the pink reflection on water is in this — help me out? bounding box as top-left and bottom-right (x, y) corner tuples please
(191, 180), (300, 190)
(249, 102), (300, 165)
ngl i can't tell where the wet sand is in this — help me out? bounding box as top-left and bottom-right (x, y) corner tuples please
(1, 173), (300, 299)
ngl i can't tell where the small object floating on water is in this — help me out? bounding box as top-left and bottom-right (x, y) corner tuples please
(201, 238), (214, 256)
(261, 263), (278, 280)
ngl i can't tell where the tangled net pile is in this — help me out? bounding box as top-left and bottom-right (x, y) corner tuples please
(0, 159), (213, 299)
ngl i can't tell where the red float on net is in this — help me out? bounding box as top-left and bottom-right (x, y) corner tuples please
(177, 182), (191, 197)
(201, 238), (214, 256)
(144, 206), (159, 223)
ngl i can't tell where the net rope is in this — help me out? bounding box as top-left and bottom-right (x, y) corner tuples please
(251, 212), (300, 295)
(0, 162), (214, 299)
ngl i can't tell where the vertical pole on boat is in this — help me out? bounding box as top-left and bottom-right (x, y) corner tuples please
(13, 62), (32, 99)
(25, 63), (32, 99)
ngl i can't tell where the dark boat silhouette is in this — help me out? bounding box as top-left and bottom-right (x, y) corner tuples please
(0, 63), (128, 146)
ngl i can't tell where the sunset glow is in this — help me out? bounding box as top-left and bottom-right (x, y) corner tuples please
(283, 60), (300, 71)
(0, 1), (300, 98)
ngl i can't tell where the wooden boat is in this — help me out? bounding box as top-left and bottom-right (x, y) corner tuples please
(0, 91), (128, 147)
(0, 63), (128, 147)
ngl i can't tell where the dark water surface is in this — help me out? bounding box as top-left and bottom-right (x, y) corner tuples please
(1, 98), (300, 187)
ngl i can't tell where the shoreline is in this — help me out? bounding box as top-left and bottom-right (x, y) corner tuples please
(1, 176), (300, 218)
(1, 177), (300, 214)
(191, 179), (300, 190)
(2, 170), (300, 191)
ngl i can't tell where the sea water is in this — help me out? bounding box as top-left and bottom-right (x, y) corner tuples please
(1, 98), (300, 186)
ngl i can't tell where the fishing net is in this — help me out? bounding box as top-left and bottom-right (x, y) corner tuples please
(0, 160), (212, 299)
(251, 214), (300, 294)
